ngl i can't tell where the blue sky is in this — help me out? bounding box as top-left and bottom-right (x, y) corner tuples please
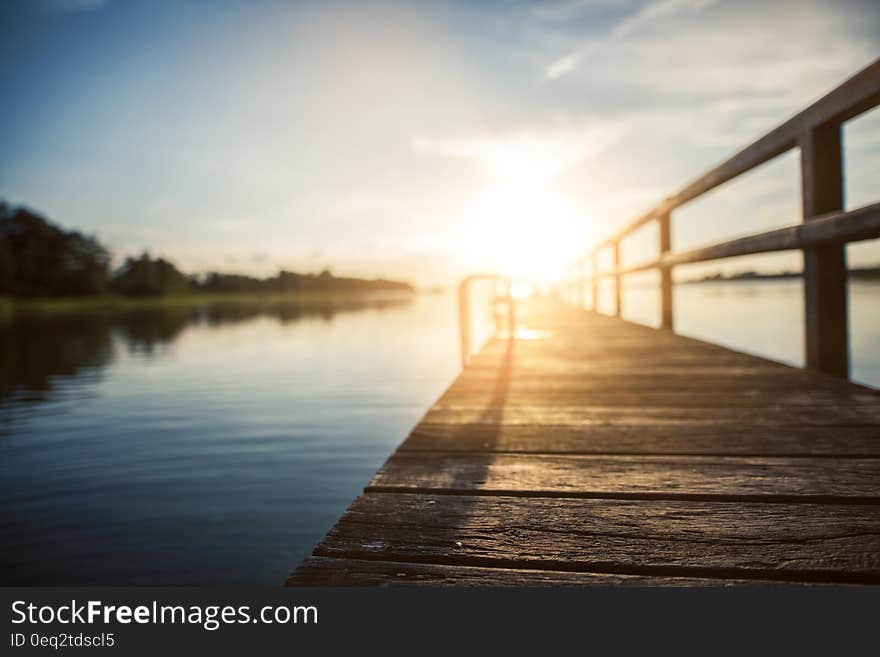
(2, 0), (879, 284)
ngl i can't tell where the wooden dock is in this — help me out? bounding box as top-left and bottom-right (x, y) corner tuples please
(288, 297), (880, 586)
(288, 60), (880, 587)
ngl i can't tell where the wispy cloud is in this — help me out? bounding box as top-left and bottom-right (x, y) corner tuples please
(412, 118), (628, 183)
(532, 0), (634, 22)
(545, 0), (718, 79)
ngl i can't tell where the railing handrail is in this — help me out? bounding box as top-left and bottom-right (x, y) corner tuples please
(564, 57), (880, 380)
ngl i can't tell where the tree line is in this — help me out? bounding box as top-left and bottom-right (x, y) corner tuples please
(0, 203), (413, 298)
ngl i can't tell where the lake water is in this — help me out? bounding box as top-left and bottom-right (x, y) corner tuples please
(0, 294), (460, 585)
(1, 281), (878, 585)
(620, 278), (880, 386)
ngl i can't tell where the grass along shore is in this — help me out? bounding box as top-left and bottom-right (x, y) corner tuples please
(0, 289), (416, 322)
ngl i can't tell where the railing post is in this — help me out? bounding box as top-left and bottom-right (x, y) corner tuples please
(577, 258), (585, 309)
(591, 253), (599, 313)
(458, 279), (471, 368)
(800, 123), (848, 378)
(612, 241), (622, 317)
(505, 278), (515, 336)
(658, 212), (674, 330)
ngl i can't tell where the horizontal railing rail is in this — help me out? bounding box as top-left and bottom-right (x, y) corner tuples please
(608, 202), (880, 276)
(563, 57), (880, 380)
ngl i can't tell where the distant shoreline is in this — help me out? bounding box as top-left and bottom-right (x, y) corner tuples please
(1, 204), (416, 302)
(0, 289), (416, 321)
(682, 267), (880, 284)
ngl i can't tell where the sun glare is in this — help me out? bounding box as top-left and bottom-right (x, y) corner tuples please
(467, 157), (584, 283)
(510, 282), (534, 298)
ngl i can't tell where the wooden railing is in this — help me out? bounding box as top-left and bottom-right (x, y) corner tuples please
(458, 274), (514, 368)
(564, 58), (880, 379)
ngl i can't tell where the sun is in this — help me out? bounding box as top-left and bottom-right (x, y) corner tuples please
(467, 161), (584, 283)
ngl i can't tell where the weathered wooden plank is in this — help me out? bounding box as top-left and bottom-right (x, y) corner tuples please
(421, 405), (880, 426)
(403, 423), (880, 456)
(461, 368), (805, 380)
(368, 453), (880, 502)
(465, 351), (782, 365)
(315, 493), (880, 583)
(437, 390), (880, 408)
(456, 361), (860, 379)
(465, 351), (781, 364)
(475, 331), (774, 348)
(452, 372), (865, 394)
(460, 362), (840, 377)
(287, 557), (817, 587)
(473, 348), (767, 357)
